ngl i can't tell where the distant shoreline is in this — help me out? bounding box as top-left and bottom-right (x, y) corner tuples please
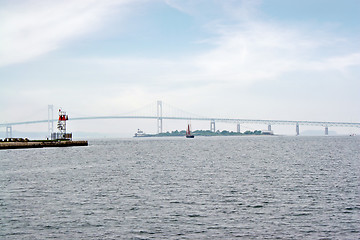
(134, 130), (272, 137)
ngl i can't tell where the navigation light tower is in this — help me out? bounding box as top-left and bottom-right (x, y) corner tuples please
(51, 108), (72, 140)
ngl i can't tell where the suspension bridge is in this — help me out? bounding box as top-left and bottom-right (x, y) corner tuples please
(1, 101), (359, 138)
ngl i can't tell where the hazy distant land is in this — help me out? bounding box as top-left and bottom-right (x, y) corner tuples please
(136, 130), (264, 137)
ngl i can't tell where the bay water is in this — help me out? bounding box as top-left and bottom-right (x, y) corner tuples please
(1, 136), (359, 239)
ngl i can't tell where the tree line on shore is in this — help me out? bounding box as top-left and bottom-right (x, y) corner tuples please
(156, 129), (262, 137)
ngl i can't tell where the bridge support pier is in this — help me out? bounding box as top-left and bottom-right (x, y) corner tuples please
(237, 123), (240, 133)
(268, 124), (272, 131)
(210, 120), (216, 132)
(157, 101), (163, 134)
(48, 104), (54, 138)
(325, 126), (328, 135)
(6, 125), (12, 138)
(296, 123), (299, 136)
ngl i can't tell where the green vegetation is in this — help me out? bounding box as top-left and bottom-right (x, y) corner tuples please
(154, 129), (262, 137)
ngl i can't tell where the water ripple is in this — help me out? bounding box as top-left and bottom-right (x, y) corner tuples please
(1, 136), (359, 239)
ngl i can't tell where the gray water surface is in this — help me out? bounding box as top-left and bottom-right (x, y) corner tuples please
(1, 136), (359, 239)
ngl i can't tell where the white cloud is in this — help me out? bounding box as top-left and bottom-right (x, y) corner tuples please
(2, 0), (358, 80)
(0, 0), (138, 67)
(304, 53), (360, 73)
(164, 0), (262, 21)
(161, 1), (360, 87)
(68, 0), (357, 92)
(78, 19), (360, 90)
(1, 0), (359, 127)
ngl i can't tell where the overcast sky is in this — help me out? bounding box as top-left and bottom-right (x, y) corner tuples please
(0, 0), (359, 136)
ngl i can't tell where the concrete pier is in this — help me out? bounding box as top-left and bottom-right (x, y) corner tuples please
(296, 123), (300, 136)
(210, 120), (216, 132)
(0, 140), (88, 150)
(6, 126), (12, 138)
(157, 100), (163, 134)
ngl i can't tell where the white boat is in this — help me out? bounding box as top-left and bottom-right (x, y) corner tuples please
(134, 129), (148, 137)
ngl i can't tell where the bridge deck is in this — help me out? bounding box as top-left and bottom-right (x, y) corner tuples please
(1, 116), (360, 128)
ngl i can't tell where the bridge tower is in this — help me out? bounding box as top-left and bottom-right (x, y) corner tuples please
(48, 105), (54, 138)
(6, 126), (12, 138)
(157, 100), (163, 134)
(210, 120), (216, 132)
(268, 124), (272, 131)
(296, 123), (300, 136)
(325, 126), (328, 135)
(237, 123), (240, 133)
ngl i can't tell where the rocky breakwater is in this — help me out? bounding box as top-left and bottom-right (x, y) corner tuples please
(0, 138), (88, 150)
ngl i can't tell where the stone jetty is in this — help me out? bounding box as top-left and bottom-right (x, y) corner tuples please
(0, 138), (88, 149)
